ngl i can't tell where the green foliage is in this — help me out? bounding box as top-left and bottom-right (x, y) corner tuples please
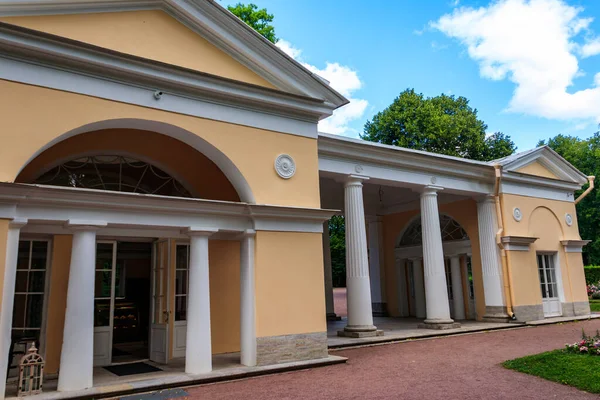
(590, 300), (600, 312)
(361, 89), (516, 161)
(328, 215), (346, 287)
(503, 349), (600, 393)
(539, 133), (600, 264)
(585, 266), (600, 285)
(227, 3), (278, 43)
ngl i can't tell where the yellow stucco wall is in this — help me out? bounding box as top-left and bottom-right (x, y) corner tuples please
(501, 194), (586, 307)
(382, 199), (486, 321)
(44, 235), (72, 374)
(255, 231), (326, 337)
(0, 10), (276, 89)
(515, 162), (560, 180)
(0, 80), (321, 208)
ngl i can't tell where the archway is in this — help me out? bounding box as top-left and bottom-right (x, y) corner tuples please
(15, 119), (255, 203)
(395, 215), (475, 320)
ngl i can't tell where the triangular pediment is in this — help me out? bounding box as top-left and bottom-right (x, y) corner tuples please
(494, 146), (588, 184)
(0, 0), (348, 108)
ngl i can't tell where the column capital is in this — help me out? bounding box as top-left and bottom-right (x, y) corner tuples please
(418, 185), (444, 196)
(477, 194), (497, 204)
(64, 219), (107, 231)
(183, 227), (218, 237)
(237, 229), (256, 239)
(9, 217), (27, 229)
(344, 174), (369, 187)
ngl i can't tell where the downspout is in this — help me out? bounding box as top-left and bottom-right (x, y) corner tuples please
(493, 164), (516, 319)
(575, 176), (595, 205)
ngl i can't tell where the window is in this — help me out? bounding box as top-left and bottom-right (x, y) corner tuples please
(408, 261), (415, 298)
(12, 241), (49, 342)
(399, 215), (469, 246)
(445, 259), (453, 300)
(537, 253), (558, 299)
(466, 256), (474, 300)
(94, 243), (115, 327)
(175, 244), (189, 321)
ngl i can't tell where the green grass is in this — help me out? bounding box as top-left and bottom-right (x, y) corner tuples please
(590, 299), (600, 312)
(503, 350), (600, 394)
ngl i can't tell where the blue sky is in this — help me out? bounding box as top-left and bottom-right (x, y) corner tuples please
(222, 0), (600, 151)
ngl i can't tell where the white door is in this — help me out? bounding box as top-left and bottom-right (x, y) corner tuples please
(93, 241), (117, 366)
(463, 256), (476, 320)
(173, 243), (189, 358)
(538, 254), (562, 318)
(150, 239), (170, 364)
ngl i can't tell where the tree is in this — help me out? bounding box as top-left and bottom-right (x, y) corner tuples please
(361, 89), (516, 161)
(227, 3), (278, 43)
(328, 215), (346, 287)
(538, 133), (600, 265)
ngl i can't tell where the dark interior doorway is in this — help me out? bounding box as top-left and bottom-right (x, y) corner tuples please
(112, 241), (152, 364)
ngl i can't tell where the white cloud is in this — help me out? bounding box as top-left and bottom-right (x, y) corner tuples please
(275, 39), (368, 135)
(431, 0), (600, 124)
(581, 37), (600, 58)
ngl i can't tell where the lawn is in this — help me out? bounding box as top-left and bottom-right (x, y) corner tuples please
(503, 350), (600, 394)
(590, 299), (600, 312)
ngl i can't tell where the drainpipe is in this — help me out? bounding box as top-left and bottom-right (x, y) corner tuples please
(493, 164), (516, 319)
(575, 176), (595, 205)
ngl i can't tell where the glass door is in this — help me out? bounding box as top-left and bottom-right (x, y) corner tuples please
(538, 253), (562, 317)
(149, 239), (170, 364)
(93, 241), (117, 366)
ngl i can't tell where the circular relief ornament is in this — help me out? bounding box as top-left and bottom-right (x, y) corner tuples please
(275, 154), (296, 179)
(430, 176), (437, 184)
(355, 165), (364, 174)
(513, 207), (523, 222)
(565, 213), (573, 226)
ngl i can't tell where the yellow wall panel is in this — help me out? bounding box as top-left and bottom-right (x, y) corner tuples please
(515, 162), (560, 180)
(0, 10), (276, 89)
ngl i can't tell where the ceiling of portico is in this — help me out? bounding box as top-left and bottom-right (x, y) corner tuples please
(319, 177), (472, 216)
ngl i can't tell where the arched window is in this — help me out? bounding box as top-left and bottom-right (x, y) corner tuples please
(398, 215), (468, 246)
(33, 155), (191, 198)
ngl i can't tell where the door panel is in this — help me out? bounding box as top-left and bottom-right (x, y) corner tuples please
(150, 239), (170, 364)
(538, 254), (562, 318)
(93, 241), (117, 367)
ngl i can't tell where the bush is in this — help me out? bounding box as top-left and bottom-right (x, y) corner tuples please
(585, 266), (600, 285)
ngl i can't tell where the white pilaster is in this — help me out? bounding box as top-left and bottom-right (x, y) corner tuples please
(240, 230), (256, 367)
(367, 216), (387, 316)
(58, 224), (102, 392)
(340, 175), (378, 337)
(450, 255), (465, 320)
(322, 221), (337, 319)
(420, 187), (454, 326)
(0, 218), (26, 400)
(185, 228), (216, 375)
(477, 196), (507, 318)
(412, 258), (426, 319)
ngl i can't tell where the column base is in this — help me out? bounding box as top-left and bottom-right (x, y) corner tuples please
(337, 325), (384, 338)
(371, 302), (388, 317)
(326, 313), (342, 321)
(418, 319), (461, 330)
(483, 306), (511, 323)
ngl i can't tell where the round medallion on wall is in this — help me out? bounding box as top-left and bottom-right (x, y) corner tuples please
(274, 154), (296, 179)
(430, 176), (437, 184)
(355, 165), (364, 174)
(565, 213), (573, 226)
(513, 207), (523, 222)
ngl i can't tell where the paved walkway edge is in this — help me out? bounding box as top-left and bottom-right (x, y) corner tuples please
(13, 356), (347, 400)
(329, 314), (600, 350)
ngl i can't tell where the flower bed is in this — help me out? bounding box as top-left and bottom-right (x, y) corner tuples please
(587, 281), (600, 299)
(565, 329), (600, 355)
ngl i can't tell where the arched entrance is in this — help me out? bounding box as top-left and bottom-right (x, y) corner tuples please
(395, 215), (475, 320)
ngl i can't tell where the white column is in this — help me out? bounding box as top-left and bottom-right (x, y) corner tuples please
(0, 218), (26, 400)
(395, 258), (409, 317)
(450, 255), (465, 320)
(477, 196), (507, 319)
(322, 221), (337, 320)
(412, 258), (426, 319)
(340, 175), (378, 337)
(367, 216), (387, 316)
(58, 225), (101, 392)
(420, 186), (454, 326)
(240, 230), (256, 367)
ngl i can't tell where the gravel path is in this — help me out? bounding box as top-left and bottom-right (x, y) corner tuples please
(184, 319), (600, 400)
